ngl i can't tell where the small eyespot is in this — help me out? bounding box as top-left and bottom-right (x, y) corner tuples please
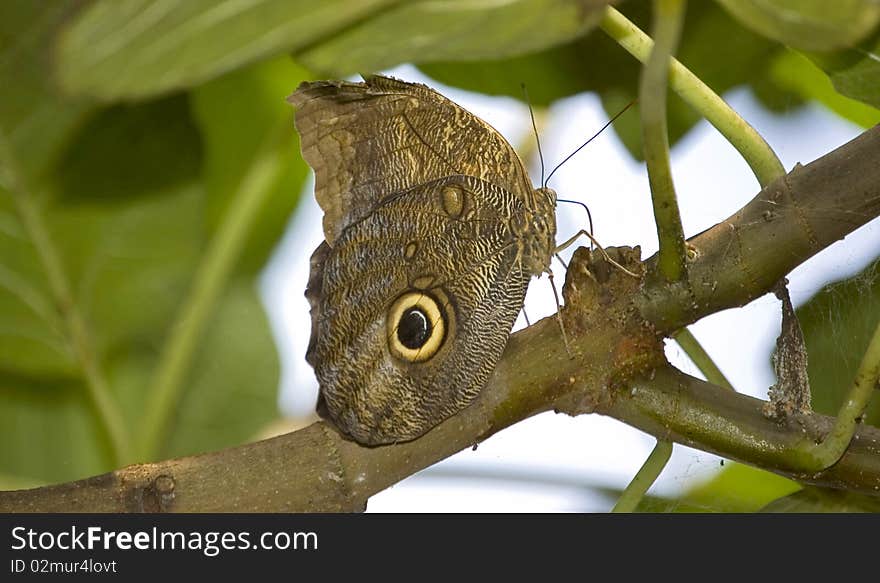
(441, 185), (465, 219)
(387, 292), (447, 362)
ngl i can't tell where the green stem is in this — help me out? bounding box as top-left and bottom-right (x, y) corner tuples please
(600, 5), (786, 187)
(799, 318), (880, 470)
(640, 0), (687, 282)
(138, 129), (286, 460)
(613, 2), (695, 510)
(672, 327), (735, 391)
(612, 440), (673, 512)
(0, 136), (131, 466)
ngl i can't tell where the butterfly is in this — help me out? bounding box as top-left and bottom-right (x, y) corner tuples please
(289, 75), (557, 445)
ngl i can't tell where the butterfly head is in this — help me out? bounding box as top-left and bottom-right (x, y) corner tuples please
(514, 186), (557, 276)
(535, 186), (557, 210)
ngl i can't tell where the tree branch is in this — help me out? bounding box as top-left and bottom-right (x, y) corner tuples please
(2, 126), (880, 512)
(638, 124), (880, 331)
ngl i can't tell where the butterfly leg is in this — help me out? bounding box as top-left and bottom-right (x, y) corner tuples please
(522, 307), (532, 328)
(554, 253), (569, 270)
(555, 229), (640, 278)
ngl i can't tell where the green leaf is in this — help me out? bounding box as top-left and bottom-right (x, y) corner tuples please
(797, 258), (880, 426)
(165, 281), (280, 458)
(52, 97), (202, 202)
(768, 49), (880, 127)
(0, 95), (206, 480)
(0, 373), (115, 484)
(298, 0), (607, 76)
(807, 28), (880, 110)
(761, 486), (880, 512)
(0, 178), (203, 483)
(190, 56), (310, 274)
(0, 193), (75, 379)
(55, 0), (401, 101)
(598, 462), (801, 512)
(0, 1), (93, 183)
(421, 1), (788, 159)
(715, 0), (880, 52)
(109, 281), (280, 460)
(50, 97), (204, 357)
(0, 90), (283, 484)
(681, 462), (801, 512)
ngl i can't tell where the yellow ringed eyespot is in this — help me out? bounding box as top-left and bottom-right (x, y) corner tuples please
(387, 292), (447, 362)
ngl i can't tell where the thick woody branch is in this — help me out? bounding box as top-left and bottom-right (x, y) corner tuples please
(639, 124), (880, 331)
(2, 126), (880, 512)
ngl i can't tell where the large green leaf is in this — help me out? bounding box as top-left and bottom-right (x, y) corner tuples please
(768, 49), (880, 128)
(598, 462), (800, 512)
(806, 28), (880, 110)
(681, 462), (801, 512)
(55, 0), (607, 101)
(0, 179), (203, 483)
(190, 56), (310, 274)
(797, 258), (880, 426)
(715, 0), (880, 52)
(298, 0), (609, 76)
(0, 97), (202, 382)
(0, 1), (92, 183)
(0, 193), (75, 379)
(55, 0), (398, 101)
(0, 83), (292, 483)
(421, 1), (789, 159)
(49, 97), (203, 358)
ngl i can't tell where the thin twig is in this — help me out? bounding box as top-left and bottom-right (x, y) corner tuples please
(599, 5), (786, 187)
(639, 0), (688, 283)
(611, 0), (688, 511)
(611, 440), (673, 512)
(672, 327), (735, 391)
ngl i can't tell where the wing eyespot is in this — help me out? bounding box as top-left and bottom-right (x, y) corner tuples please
(387, 292), (447, 362)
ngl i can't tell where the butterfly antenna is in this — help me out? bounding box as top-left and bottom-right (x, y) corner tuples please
(544, 98), (637, 188)
(521, 83), (545, 188)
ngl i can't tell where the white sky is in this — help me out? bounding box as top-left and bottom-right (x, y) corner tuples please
(260, 64), (880, 512)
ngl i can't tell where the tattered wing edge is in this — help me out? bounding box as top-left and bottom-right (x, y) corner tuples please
(305, 241), (331, 420)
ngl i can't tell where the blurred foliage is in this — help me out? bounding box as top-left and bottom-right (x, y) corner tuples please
(796, 258), (880, 426)
(715, 0), (880, 52)
(0, 0), (878, 512)
(56, 0), (609, 101)
(0, 2), (309, 485)
(594, 462), (799, 512)
(768, 49), (880, 128)
(807, 28), (880, 110)
(627, 462), (801, 512)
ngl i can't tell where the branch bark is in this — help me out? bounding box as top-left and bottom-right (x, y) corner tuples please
(2, 125), (879, 513)
(638, 124), (880, 330)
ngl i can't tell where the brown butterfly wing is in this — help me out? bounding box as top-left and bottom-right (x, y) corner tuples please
(306, 175), (531, 444)
(288, 74), (535, 243)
